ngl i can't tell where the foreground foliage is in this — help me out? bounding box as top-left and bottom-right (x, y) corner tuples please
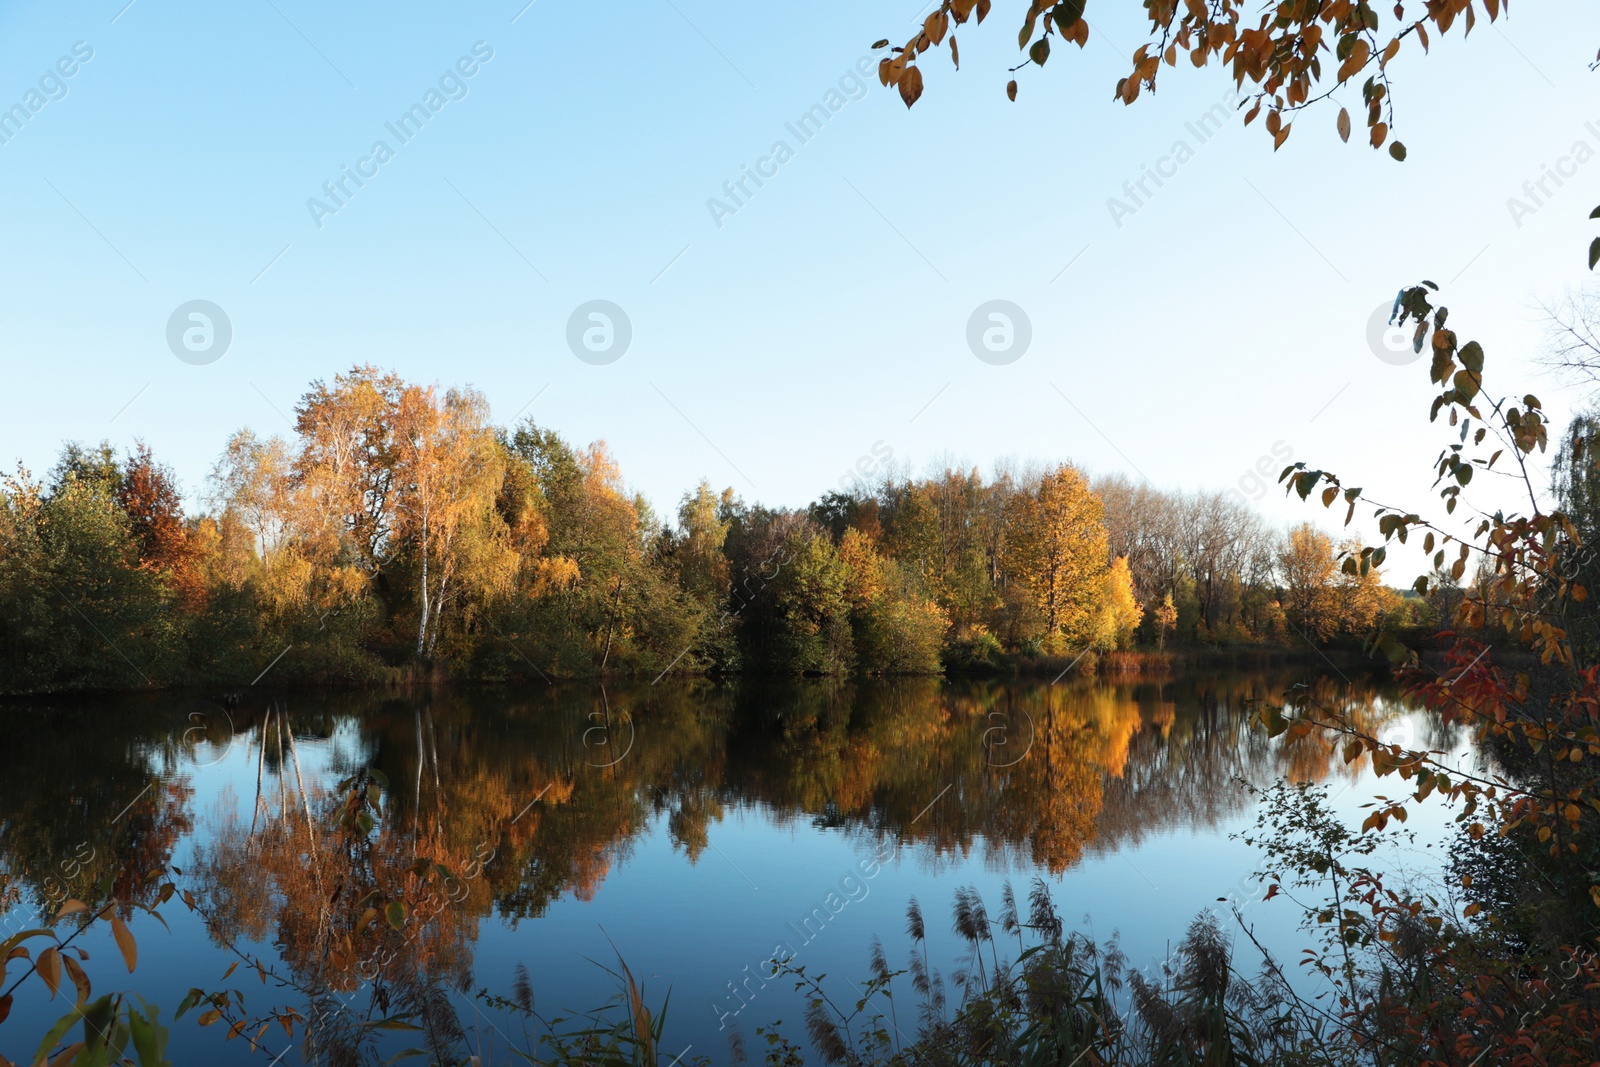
(872, 0), (1553, 165)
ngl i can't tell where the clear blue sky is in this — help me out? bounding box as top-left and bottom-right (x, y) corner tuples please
(1, 0), (1595, 561)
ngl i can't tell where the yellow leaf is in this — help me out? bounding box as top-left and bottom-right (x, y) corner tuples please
(61, 954), (91, 1007)
(1336, 107), (1350, 142)
(110, 915), (137, 973)
(898, 64), (924, 108)
(55, 900), (88, 919)
(37, 946), (61, 999)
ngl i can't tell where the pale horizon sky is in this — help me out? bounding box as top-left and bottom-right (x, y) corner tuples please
(1, 0), (1597, 576)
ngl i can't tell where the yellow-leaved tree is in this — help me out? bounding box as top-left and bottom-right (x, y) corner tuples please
(1153, 591), (1178, 650)
(1092, 555), (1143, 651)
(1008, 465), (1109, 653)
(1278, 522), (1341, 641)
(394, 385), (516, 660)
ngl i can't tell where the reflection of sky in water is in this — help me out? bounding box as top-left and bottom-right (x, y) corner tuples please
(0, 680), (1477, 1065)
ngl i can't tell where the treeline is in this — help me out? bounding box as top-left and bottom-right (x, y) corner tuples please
(0, 366), (1426, 693)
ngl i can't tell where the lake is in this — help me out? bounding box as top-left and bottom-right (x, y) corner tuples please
(0, 672), (1474, 1065)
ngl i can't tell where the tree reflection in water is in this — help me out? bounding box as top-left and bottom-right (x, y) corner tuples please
(0, 672), (1451, 1063)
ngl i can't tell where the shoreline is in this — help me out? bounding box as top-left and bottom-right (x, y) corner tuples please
(0, 643), (1424, 702)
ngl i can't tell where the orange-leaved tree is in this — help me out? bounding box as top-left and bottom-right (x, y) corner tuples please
(1250, 230), (1600, 1062)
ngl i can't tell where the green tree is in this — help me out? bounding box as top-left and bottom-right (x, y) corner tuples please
(771, 529), (854, 673)
(0, 451), (179, 692)
(673, 479), (731, 604)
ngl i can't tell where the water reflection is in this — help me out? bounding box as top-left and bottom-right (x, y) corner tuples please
(0, 671), (1440, 1061)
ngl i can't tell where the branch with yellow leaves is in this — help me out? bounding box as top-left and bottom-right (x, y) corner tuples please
(873, 0), (1527, 158)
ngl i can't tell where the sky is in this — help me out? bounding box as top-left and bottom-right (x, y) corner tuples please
(0, 0), (1597, 575)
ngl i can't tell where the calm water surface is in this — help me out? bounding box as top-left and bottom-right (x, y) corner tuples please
(0, 673), (1471, 1064)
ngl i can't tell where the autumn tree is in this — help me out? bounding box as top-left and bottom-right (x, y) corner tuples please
(880, 480), (942, 584)
(209, 429), (294, 566)
(116, 442), (200, 608)
(485, 421), (705, 677)
(672, 479), (732, 604)
(199, 419), (384, 684)
(393, 385), (514, 660)
(1250, 233), (1600, 1063)
(1097, 475), (1278, 643)
(293, 365), (406, 574)
(1, 364), (1433, 688)
(1008, 465), (1109, 652)
(770, 527), (854, 673)
(839, 526), (948, 673)
(1153, 591), (1178, 650)
(0, 451), (179, 691)
(1092, 555), (1144, 651)
(1333, 535), (1392, 635)
(1277, 522), (1340, 641)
